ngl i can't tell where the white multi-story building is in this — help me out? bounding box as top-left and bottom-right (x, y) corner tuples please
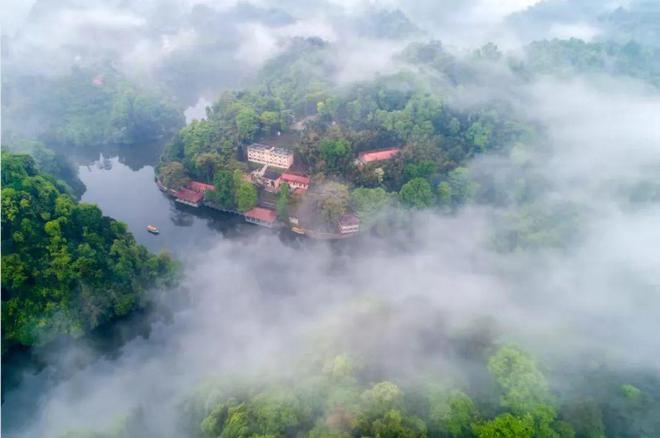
(247, 143), (294, 169)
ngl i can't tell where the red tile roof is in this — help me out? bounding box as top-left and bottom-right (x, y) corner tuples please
(358, 148), (400, 163)
(245, 207), (277, 223)
(175, 188), (204, 204)
(188, 181), (215, 192)
(281, 172), (310, 185)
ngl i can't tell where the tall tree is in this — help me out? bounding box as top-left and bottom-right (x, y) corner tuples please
(473, 413), (535, 438)
(207, 170), (237, 210)
(159, 161), (189, 189)
(437, 167), (477, 210)
(235, 181), (258, 212)
(319, 138), (351, 174)
(399, 177), (434, 208)
(350, 187), (392, 227)
(276, 183), (290, 221)
(318, 182), (349, 228)
(195, 152), (222, 183)
(236, 107), (259, 143)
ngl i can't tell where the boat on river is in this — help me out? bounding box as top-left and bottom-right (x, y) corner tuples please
(146, 225), (160, 234)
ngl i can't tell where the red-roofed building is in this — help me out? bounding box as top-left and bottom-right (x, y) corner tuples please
(173, 180), (215, 207)
(338, 213), (360, 234)
(188, 181), (215, 192)
(244, 207), (278, 228)
(356, 148), (401, 166)
(280, 172), (311, 191)
(174, 188), (204, 207)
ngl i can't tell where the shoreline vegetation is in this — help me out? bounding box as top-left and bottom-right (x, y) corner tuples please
(1, 153), (181, 354)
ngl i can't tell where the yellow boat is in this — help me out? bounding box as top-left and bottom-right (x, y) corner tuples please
(146, 225), (160, 234)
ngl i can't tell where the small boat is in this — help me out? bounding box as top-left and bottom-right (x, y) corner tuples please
(146, 225), (160, 234)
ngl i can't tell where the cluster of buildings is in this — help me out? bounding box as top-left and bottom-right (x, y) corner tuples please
(247, 142), (310, 194)
(247, 142), (310, 201)
(161, 142), (403, 237)
(252, 166), (311, 195)
(243, 143), (403, 235)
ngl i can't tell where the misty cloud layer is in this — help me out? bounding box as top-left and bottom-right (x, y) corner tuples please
(3, 0), (636, 104)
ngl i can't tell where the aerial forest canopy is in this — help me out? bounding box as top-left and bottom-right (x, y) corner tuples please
(1, 137), (86, 198)
(159, 37), (536, 232)
(1, 153), (179, 351)
(179, 344), (657, 438)
(158, 32), (659, 235)
(61, 336), (660, 438)
(519, 38), (660, 87)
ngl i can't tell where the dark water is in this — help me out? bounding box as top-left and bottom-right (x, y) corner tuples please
(78, 155), (254, 255)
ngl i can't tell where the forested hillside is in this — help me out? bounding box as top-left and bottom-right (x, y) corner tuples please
(1, 136), (86, 197)
(1, 153), (179, 351)
(519, 38), (660, 86)
(2, 66), (185, 152)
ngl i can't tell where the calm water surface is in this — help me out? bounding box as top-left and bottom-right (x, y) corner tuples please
(78, 155), (254, 255)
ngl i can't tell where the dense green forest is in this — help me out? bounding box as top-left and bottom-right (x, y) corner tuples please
(1, 153), (179, 351)
(185, 347), (659, 438)
(1, 136), (86, 198)
(159, 37), (536, 231)
(159, 33), (659, 233)
(519, 38), (660, 86)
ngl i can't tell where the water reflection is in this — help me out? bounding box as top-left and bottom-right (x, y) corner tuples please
(78, 155), (254, 255)
(56, 141), (165, 172)
(170, 206), (195, 228)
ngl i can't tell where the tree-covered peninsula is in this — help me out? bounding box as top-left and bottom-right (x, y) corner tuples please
(1, 153), (179, 351)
